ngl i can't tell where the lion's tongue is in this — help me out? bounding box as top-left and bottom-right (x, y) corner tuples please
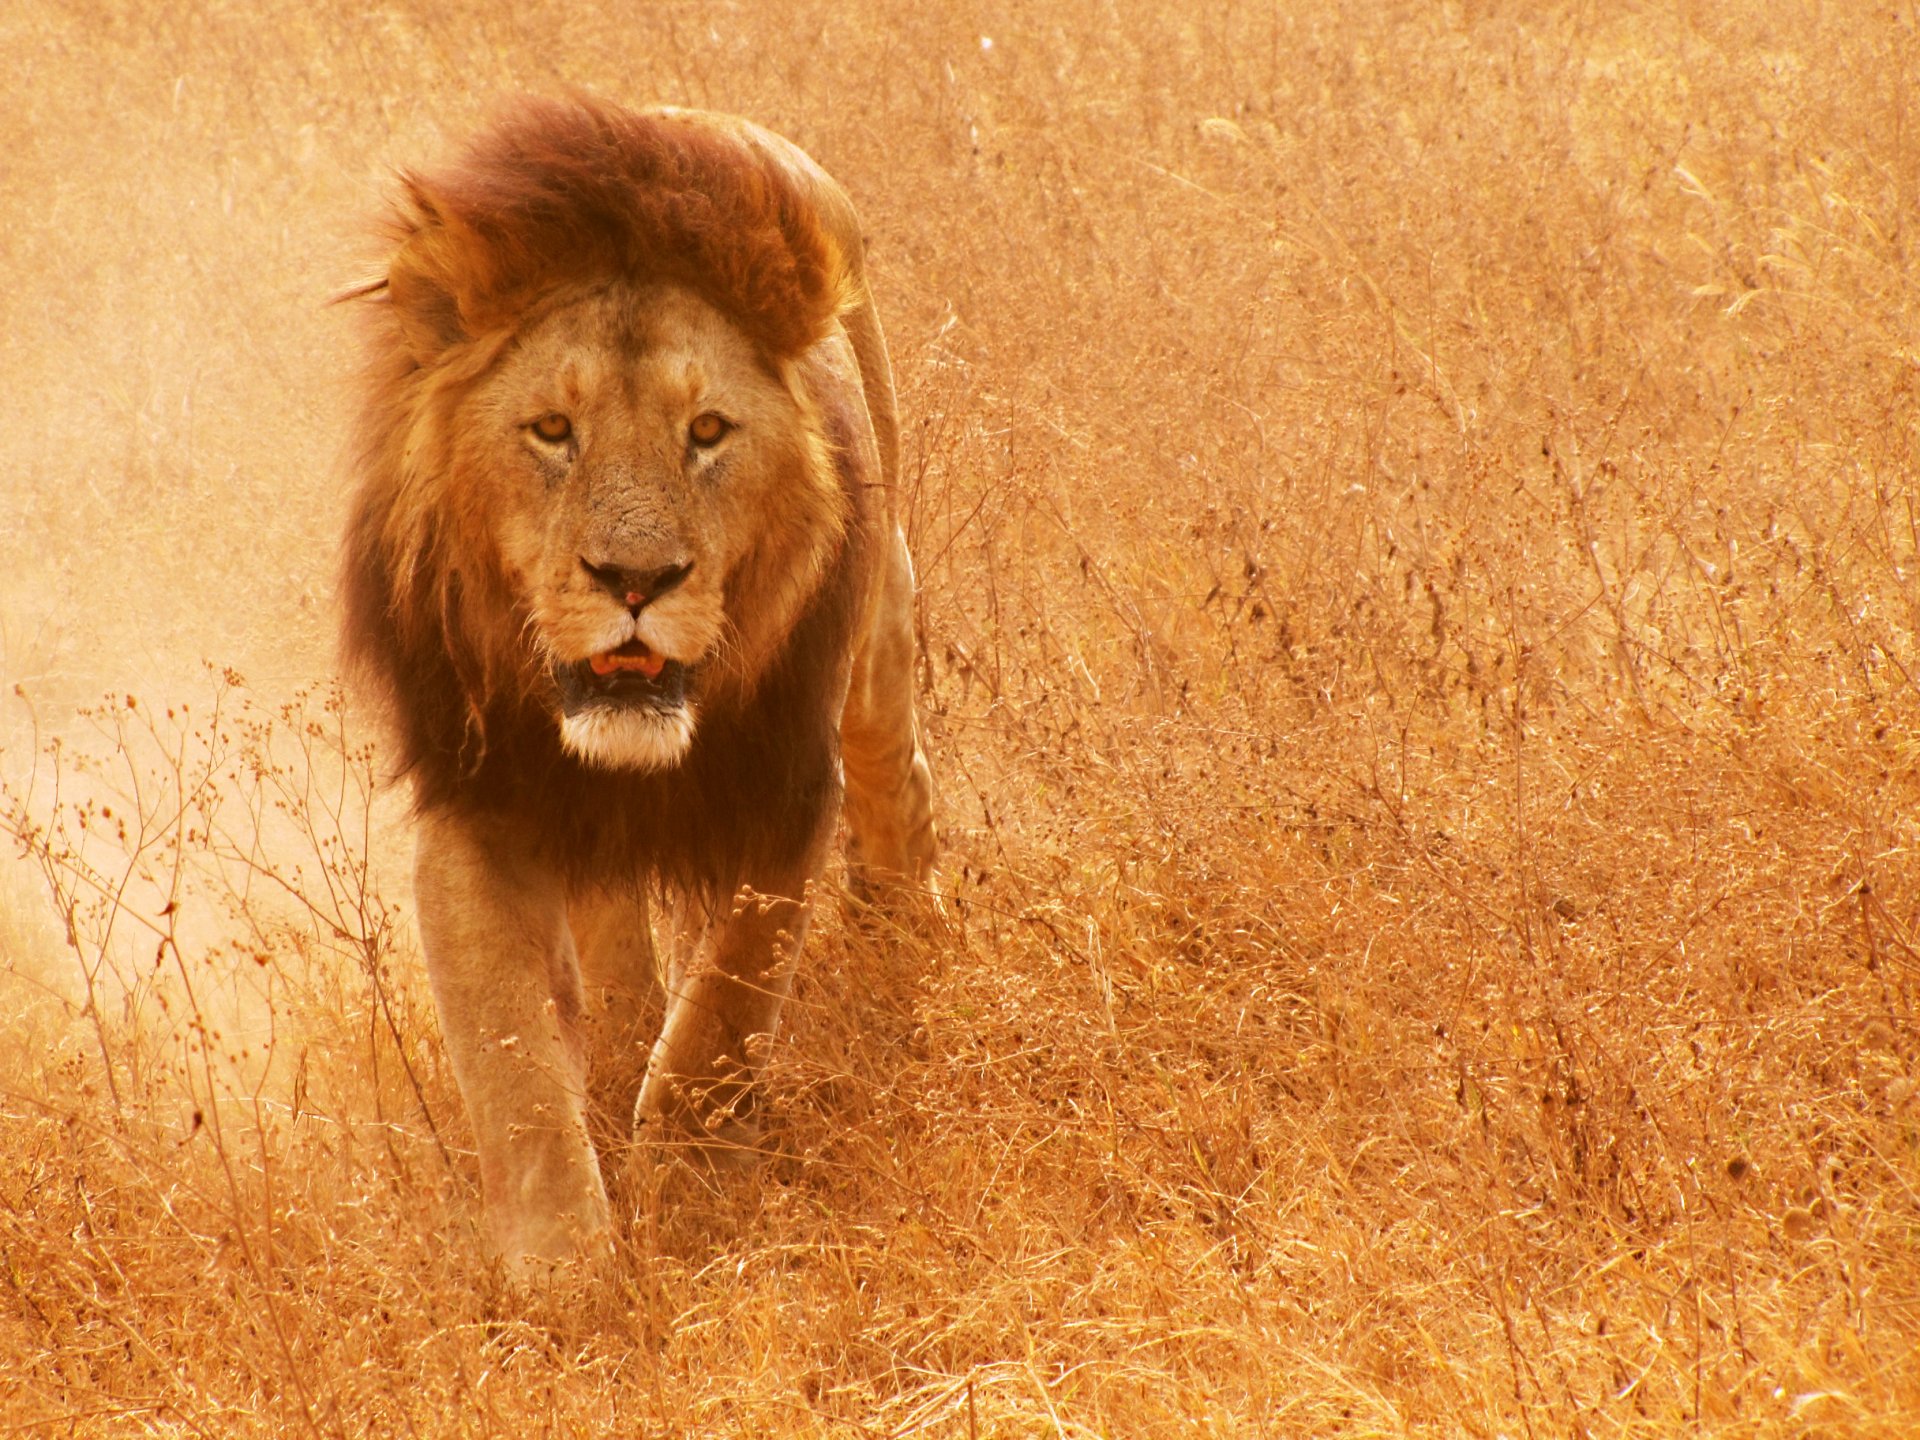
(589, 643), (666, 680)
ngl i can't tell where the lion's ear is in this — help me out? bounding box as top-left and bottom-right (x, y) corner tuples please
(385, 178), (482, 361)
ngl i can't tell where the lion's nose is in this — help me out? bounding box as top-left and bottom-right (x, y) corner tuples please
(581, 557), (693, 615)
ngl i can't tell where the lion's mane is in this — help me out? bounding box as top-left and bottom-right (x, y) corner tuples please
(341, 97), (871, 895)
(381, 97), (849, 359)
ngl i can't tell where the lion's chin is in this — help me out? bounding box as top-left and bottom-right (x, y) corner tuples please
(559, 704), (698, 771)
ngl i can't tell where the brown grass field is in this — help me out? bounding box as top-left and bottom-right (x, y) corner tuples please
(3, 1), (1919, 1434)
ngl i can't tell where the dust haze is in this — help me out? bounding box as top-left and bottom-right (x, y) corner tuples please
(3, 1), (1918, 1435)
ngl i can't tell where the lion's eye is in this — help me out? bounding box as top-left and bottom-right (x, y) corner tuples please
(688, 412), (731, 448)
(530, 413), (573, 444)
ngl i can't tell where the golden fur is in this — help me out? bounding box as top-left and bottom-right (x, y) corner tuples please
(341, 98), (937, 1273)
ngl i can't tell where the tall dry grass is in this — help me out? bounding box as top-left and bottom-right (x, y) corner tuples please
(2, 0), (1918, 1434)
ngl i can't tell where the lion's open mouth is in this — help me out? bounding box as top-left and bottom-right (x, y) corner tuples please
(589, 639), (667, 680)
(555, 639), (691, 715)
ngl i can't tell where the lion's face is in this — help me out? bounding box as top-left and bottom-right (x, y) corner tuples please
(444, 284), (847, 770)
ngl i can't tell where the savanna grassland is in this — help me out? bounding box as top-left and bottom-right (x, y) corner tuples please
(3, 1), (1919, 1434)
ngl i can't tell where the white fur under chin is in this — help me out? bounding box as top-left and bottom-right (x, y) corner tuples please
(560, 704), (698, 771)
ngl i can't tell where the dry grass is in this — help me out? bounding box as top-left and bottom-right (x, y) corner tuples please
(3, 0), (1919, 1434)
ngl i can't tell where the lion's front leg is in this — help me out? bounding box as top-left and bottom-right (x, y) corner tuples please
(569, 884), (663, 1158)
(634, 871), (818, 1164)
(414, 808), (611, 1273)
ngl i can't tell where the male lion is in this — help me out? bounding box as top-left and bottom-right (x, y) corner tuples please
(340, 97), (938, 1273)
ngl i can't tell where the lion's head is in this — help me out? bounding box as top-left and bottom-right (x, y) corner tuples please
(342, 98), (866, 794)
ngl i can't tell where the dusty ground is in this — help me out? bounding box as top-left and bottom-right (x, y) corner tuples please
(2, 1), (1918, 1434)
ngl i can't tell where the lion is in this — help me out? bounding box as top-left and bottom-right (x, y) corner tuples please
(339, 97), (938, 1274)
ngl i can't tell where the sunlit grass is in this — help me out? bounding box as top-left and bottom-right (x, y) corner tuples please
(2, 1), (1917, 1434)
